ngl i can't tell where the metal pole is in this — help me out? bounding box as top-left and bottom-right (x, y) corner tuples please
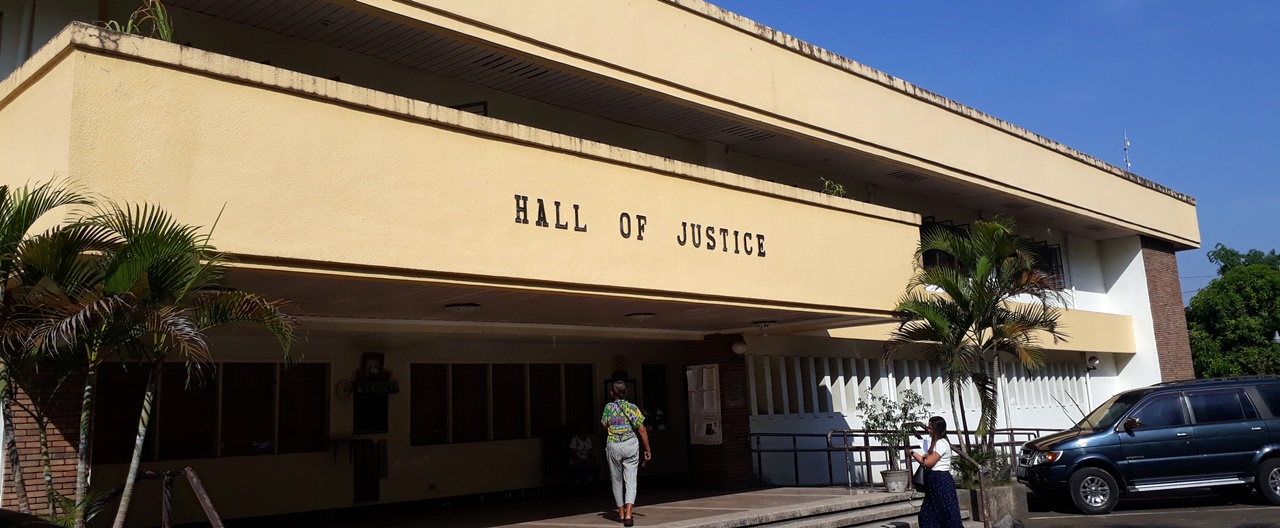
(161, 475), (174, 528)
(184, 468), (225, 528)
(792, 435), (799, 486)
(862, 430), (871, 487)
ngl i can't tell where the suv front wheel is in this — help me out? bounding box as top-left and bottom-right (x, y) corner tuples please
(1261, 458), (1280, 505)
(1068, 467), (1119, 514)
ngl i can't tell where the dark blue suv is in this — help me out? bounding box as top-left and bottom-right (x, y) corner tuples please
(1017, 376), (1280, 514)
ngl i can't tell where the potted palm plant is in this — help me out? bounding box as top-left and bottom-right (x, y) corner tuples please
(855, 389), (929, 493)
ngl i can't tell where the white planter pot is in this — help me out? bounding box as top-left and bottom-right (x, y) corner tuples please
(882, 469), (911, 493)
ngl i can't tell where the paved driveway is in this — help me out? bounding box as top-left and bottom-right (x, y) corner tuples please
(1026, 490), (1279, 528)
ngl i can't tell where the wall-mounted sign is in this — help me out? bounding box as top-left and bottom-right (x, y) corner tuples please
(514, 194), (767, 258)
(686, 363), (722, 446)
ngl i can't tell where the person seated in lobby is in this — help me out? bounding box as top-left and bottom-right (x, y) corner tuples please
(568, 422), (599, 481)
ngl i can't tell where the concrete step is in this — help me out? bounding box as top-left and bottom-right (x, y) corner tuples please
(861, 510), (981, 528)
(759, 500), (978, 528)
(663, 491), (917, 528)
(756, 501), (917, 528)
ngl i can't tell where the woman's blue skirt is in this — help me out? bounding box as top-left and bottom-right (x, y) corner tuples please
(919, 470), (965, 528)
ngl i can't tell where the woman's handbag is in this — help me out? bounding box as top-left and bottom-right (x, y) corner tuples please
(911, 464), (929, 493)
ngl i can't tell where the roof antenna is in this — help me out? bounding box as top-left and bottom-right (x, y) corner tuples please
(1123, 129), (1132, 172)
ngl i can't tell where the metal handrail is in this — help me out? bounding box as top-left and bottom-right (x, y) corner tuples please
(749, 426), (1058, 528)
(749, 426), (1059, 514)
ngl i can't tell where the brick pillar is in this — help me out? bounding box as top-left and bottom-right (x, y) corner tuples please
(2, 370), (82, 514)
(685, 334), (752, 490)
(1141, 237), (1195, 381)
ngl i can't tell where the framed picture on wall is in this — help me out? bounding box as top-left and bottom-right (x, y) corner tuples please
(360, 352), (388, 380)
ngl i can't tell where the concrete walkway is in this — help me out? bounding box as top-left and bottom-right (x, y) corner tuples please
(225, 485), (915, 528)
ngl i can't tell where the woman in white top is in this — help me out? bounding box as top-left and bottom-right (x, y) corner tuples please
(910, 416), (964, 528)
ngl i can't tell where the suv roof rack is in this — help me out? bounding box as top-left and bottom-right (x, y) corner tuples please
(1154, 375), (1280, 387)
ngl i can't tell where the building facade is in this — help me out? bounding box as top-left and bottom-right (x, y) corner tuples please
(0, 0), (1197, 525)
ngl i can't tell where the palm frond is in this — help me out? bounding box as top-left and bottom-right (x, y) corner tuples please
(26, 295), (135, 357)
(189, 291), (298, 362)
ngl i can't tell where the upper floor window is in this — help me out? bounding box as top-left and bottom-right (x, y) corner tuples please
(920, 217), (1065, 288)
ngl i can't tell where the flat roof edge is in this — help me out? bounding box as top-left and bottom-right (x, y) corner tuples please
(662, 0), (1196, 207)
(4, 22), (921, 228)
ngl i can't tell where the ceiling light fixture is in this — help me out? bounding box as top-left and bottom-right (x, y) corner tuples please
(444, 303), (481, 314)
(625, 313), (656, 321)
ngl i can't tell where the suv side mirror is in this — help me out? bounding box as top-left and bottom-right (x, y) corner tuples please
(1123, 417), (1141, 430)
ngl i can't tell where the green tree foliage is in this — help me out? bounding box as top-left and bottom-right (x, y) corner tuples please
(1205, 243), (1280, 275)
(855, 389), (929, 471)
(1187, 257), (1280, 377)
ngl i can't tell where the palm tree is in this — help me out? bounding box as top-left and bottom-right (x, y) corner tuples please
(886, 217), (1067, 451)
(28, 203), (297, 528)
(89, 204), (296, 528)
(0, 182), (92, 514)
(884, 287), (987, 451)
(20, 221), (127, 524)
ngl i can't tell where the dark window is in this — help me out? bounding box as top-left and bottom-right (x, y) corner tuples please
(1188, 389), (1251, 424)
(1131, 393), (1186, 428)
(279, 363), (329, 453)
(919, 218), (965, 270)
(563, 364), (595, 432)
(450, 101), (489, 116)
(529, 364), (563, 437)
(157, 364), (218, 460)
(919, 217), (1065, 288)
(451, 364), (489, 443)
(1026, 240), (1066, 288)
(415, 363), (594, 444)
(642, 364), (668, 430)
(94, 361), (327, 463)
(410, 364), (449, 446)
(642, 364), (668, 416)
(492, 364), (527, 441)
(1258, 384), (1280, 416)
(93, 363), (153, 464)
(220, 363), (276, 457)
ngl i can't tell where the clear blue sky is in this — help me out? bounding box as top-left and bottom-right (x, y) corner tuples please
(709, 0), (1279, 303)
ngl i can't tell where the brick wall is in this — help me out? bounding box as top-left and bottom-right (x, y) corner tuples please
(685, 334), (752, 490)
(2, 370), (82, 514)
(1141, 237), (1195, 382)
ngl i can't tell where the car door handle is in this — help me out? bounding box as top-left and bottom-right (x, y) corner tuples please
(1252, 427), (1263, 431)
(1176, 432), (1188, 437)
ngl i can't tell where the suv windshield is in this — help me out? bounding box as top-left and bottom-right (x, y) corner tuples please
(1077, 389), (1152, 430)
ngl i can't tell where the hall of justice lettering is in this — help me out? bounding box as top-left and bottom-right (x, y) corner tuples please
(513, 194), (587, 232)
(676, 222), (765, 257)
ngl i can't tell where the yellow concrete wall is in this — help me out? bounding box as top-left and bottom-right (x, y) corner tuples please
(362, 0), (1199, 248)
(88, 333), (690, 526)
(0, 26), (921, 315)
(0, 40), (74, 191)
(827, 306), (1137, 355)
